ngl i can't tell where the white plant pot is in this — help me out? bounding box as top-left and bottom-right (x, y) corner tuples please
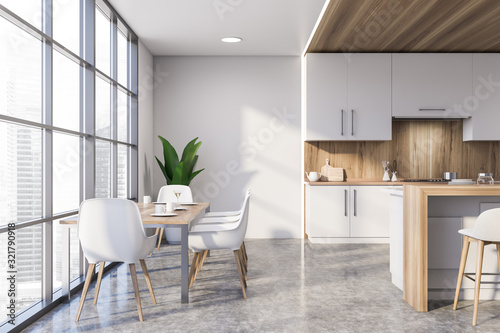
(163, 228), (181, 244)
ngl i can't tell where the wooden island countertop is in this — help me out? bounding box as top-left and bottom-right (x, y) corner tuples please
(403, 184), (500, 312)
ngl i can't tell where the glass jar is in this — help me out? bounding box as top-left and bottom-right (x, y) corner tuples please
(477, 173), (494, 185)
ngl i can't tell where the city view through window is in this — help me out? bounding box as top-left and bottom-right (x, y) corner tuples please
(0, 0), (138, 328)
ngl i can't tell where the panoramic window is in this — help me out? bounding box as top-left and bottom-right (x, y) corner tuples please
(0, 0), (138, 329)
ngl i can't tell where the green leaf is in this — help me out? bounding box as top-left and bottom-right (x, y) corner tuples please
(158, 135), (179, 181)
(188, 155), (199, 175)
(172, 162), (190, 185)
(183, 141), (202, 174)
(189, 168), (205, 182)
(180, 137), (199, 162)
(155, 156), (171, 184)
(156, 136), (204, 185)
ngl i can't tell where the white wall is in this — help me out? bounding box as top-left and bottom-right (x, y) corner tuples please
(153, 56), (302, 238)
(137, 41), (154, 201)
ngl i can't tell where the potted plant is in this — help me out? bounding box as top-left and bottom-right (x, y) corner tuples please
(155, 136), (204, 243)
(155, 136), (204, 186)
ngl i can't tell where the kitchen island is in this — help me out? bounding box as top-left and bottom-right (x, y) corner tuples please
(403, 184), (500, 312)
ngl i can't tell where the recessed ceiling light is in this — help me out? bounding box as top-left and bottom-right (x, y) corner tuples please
(221, 37), (242, 43)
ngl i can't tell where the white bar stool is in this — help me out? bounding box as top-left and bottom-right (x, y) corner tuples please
(453, 209), (500, 326)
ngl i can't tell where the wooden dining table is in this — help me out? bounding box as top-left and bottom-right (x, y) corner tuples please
(60, 202), (210, 304)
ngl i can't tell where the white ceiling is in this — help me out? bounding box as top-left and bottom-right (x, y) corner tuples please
(107, 0), (327, 56)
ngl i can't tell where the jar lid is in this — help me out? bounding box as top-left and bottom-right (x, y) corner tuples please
(478, 173), (493, 177)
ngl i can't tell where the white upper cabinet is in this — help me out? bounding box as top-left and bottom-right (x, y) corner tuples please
(348, 54), (392, 140)
(392, 53), (472, 119)
(306, 53), (392, 141)
(306, 53), (348, 141)
(463, 54), (500, 141)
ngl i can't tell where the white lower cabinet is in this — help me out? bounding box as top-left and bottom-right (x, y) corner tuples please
(306, 185), (390, 243)
(307, 185), (350, 238)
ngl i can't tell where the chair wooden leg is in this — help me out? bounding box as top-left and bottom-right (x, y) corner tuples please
(241, 241), (248, 262)
(237, 250), (247, 283)
(93, 262), (105, 304)
(233, 250), (247, 299)
(496, 244), (500, 275)
(195, 251), (202, 274)
(453, 236), (470, 310)
(240, 255), (247, 275)
(151, 229), (161, 256)
(156, 228), (164, 251)
(139, 259), (156, 304)
(75, 263), (96, 323)
(129, 264), (144, 322)
(239, 244), (248, 272)
(190, 250), (210, 288)
(189, 252), (200, 287)
(235, 248), (247, 280)
(199, 250), (208, 272)
(473, 240), (485, 326)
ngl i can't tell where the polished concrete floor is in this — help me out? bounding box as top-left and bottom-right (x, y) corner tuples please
(23, 239), (500, 332)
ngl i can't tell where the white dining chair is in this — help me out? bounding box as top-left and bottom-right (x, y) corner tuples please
(76, 198), (158, 322)
(199, 188), (252, 220)
(156, 185), (193, 249)
(453, 208), (500, 326)
(188, 190), (251, 298)
(194, 189), (251, 262)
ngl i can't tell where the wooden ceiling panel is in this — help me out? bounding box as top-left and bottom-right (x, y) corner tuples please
(307, 0), (500, 53)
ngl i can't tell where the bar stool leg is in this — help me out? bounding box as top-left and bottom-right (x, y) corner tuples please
(473, 240), (485, 326)
(454, 236), (470, 310)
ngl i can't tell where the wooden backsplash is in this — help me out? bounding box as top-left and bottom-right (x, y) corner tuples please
(305, 121), (500, 180)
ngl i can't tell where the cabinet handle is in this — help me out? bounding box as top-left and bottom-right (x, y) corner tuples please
(340, 109), (344, 136)
(351, 109), (354, 136)
(344, 189), (348, 217)
(418, 108), (446, 111)
(354, 189), (357, 217)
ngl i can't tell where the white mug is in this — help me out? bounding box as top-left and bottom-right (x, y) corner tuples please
(143, 195), (152, 204)
(155, 203), (165, 214)
(166, 202), (175, 212)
